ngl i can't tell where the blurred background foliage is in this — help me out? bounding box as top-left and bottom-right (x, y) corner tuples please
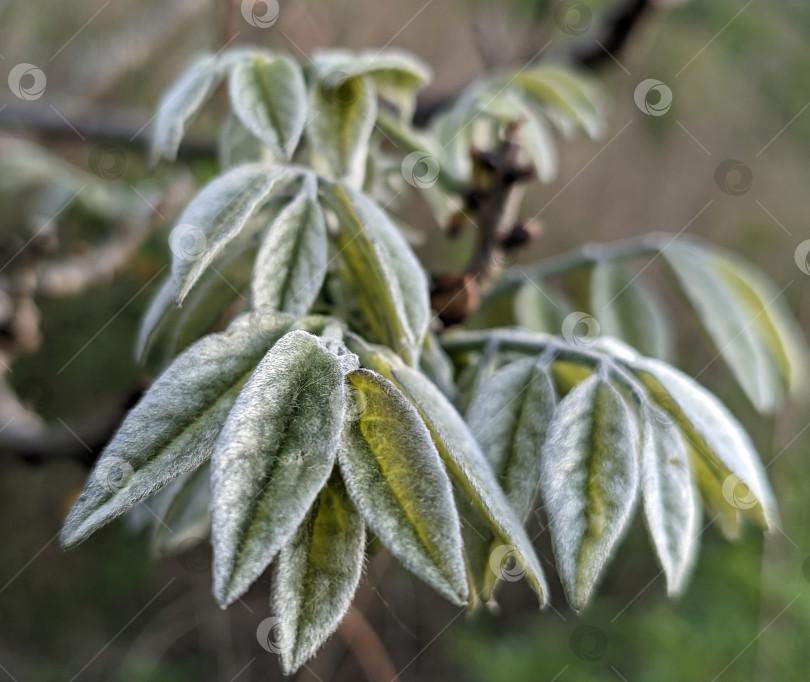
(0, 0), (809, 680)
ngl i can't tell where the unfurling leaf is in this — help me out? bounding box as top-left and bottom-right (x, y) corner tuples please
(307, 75), (376, 187)
(540, 374), (640, 610)
(61, 312), (295, 548)
(641, 416), (700, 596)
(211, 331), (356, 606)
(229, 54), (307, 160)
(170, 163), (296, 304)
(338, 369), (467, 605)
(273, 471), (366, 675)
(252, 175), (327, 315)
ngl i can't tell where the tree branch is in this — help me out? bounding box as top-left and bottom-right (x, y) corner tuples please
(573, 0), (655, 70)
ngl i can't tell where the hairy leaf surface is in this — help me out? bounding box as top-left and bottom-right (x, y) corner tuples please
(252, 175), (327, 314)
(229, 54), (307, 160)
(338, 369), (467, 605)
(61, 312), (295, 548)
(540, 374), (640, 610)
(273, 472), (366, 674)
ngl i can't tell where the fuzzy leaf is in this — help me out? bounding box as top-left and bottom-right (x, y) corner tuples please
(313, 48), (432, 118)
(513, 67), (605, 138)
(629, 356), (778, 531)
(229, 53), (307, 160)
(515, 100), (558, 183)
(641, 416), (700, 595)
(468, 356), (557, 519)
(307, 75), (376, 187)
(663, 242), (784, 412)
(171, 163), (296, 304)
(322, 182), (430, 363)
(387, 362), (549, 606)
(61, 312), (295, 548)
(151, 53), (226, 164)
(251, 176), (327, 315)
(540, 374), (640, 610)
(273, 472), (366, 675)
(338, 369), (467, 605)
(590, 260), (672, 360)
(211, 331), (354, 606)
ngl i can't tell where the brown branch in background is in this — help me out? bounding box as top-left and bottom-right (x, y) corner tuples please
(431, 122), (538, 327)
(337, 607), (400, 682)
(573, 0), (655, 70)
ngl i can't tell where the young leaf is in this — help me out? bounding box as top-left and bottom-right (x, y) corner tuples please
(171, 163), (296, 303)
(641, 416), (700, 596)
(338, 369), (467, 606)
(628, 356), (779, 531)
(312, 48), (432, 118)
(387, 362), (549, 606)
(540, 374), (640, 610)
(211, 331), (354, 606)
(708, 246), (809, 396)
(273, 471), (366, 675)
(61, 312), (295, 548)
(229, 53), (307, 160)
(322, 182), (430, 363)
(151, 53), (226, 164)
(467, 356), (557, 520)
(307, 75), (376, 187)
(662, 242), (783, 412)
(252, 176), (327, 315)
(512, 67), (605, 138)
(589, 260), (672, 360)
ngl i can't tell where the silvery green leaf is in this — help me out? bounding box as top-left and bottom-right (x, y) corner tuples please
(171, 163), (296, 304)
(61, 313), (295, 548)
(307, 75), (376, 187)
(641, 416), (700, 596)
(229, 53), (307, 160)
(663, 241), (786, 412)
(540, 374), (640, 610)
(312, 48), (432, 118)
(590, 260), (672, 360)
(151, 53), (226, 164)
(515, 100), (558, 183)
(464, 356), (557, 598)
(512, 67), (606, 138)
(322, 182), (430, 364)
(252, 175), (327, 315)
(338, 369), (467, 605)
(388, 363), (549, 605)
(273, 471), (365, 675)
(628, 356), (778, 531)
(151, 462), (211, 555)
(211, 331), (352, 606)
(467, 356), (557, 519)
(706, 245), (809, 397)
